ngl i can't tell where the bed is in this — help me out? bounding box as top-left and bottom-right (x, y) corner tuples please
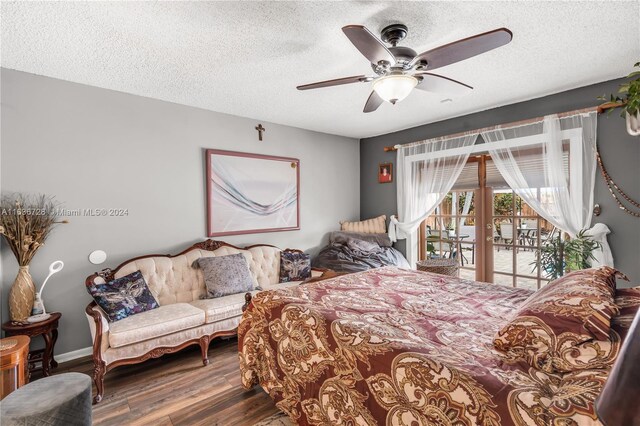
(238, 266), (636, 426)
(311, 231), (410, 273)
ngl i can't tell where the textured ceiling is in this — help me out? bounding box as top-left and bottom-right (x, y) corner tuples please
(2, 1), (639, 139)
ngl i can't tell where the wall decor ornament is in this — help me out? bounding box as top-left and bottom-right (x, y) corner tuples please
(206, 149), (300, 236)
(597, 150), (640, 218)
(0, 194), (67, 322)
(378, 162), (393, 183)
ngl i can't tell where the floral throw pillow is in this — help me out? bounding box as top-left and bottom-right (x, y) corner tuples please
(87, 270), (159, 322)
(279, 250), (311, 283)
(493, 266), (622, 372)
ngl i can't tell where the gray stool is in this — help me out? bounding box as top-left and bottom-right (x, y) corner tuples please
(1, 372), (92, 426)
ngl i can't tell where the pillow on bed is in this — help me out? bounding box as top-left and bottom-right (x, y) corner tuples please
(493, 266), (621, 372)
(613, 286), (640, 336)
(340, 215), (386, 234)
(329, 231), (393, 247)
(548, 284), (640, 372)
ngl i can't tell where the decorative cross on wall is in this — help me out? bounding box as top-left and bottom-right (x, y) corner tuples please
(255, 124), (266, 141)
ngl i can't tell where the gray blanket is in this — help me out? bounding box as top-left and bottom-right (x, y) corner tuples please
(312, 233), (409, 273)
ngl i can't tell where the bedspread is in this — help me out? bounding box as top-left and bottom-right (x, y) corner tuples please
(238, 267), (608, 425)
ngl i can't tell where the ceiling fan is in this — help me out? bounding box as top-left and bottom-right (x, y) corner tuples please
(297, 24), (512, 113)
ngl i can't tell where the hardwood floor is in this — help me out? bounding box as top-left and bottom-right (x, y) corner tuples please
(48, 337), (280, 426)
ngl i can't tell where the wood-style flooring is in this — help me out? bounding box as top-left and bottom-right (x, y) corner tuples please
(49, 337), (280, 426)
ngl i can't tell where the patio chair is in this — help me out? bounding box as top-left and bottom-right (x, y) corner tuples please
(427, 228), (452, 258)
(459, 224), (476, 265)
(497, 221), (514, 251)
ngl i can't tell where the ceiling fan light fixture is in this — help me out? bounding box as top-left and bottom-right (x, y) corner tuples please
(373, 74), (418, 104)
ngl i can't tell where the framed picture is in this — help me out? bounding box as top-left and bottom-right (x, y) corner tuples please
(206, 149), (300, 236)
(378, 162), (393, 183)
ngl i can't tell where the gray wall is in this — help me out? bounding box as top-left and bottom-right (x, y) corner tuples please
(1, 68), (360, 355)
(361, 78), (640, 285)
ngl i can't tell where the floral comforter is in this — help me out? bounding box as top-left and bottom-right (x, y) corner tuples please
(238, 267), (608, 425)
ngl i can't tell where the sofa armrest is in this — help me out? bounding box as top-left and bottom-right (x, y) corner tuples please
(305, 269), (342, 284)
(85, 302), (110, 358)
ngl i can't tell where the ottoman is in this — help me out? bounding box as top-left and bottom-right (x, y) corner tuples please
(0, 372), (92, 426)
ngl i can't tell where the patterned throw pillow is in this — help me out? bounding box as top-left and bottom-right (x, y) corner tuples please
(493, 266), (621, 372)
(194, 254), (254, 298)
(340, 215), (386, 234)
(279, 250), (311, 283)
(613, 286), (640, 338)
(87, 270), (159, 322)
(547, 285), (640, 372)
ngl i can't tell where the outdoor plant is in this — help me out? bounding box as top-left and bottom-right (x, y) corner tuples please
(598, 61), (640, 117)
(533, 230), (601, 280)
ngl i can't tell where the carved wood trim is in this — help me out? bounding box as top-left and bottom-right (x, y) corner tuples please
(85, 302), (105, 365)
(103, 328), (238, 373)
(85, 239), (282, 287)
(303, 269), (343, 284)
(282, 248), (304, 254)
(242, 292), (252, 312)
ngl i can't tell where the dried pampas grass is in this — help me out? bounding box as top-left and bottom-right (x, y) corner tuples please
(0, 194), (67, 266)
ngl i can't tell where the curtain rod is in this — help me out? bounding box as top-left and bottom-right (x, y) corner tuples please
(383, 105), (602, 152)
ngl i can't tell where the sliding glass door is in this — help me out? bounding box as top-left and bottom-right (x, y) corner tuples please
(420, 155), (554, 289)
(490, 189), (553, 289)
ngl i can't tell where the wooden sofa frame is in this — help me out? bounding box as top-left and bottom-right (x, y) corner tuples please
(84, 239), (332, 404)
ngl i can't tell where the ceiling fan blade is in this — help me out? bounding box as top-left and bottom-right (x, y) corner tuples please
(363, 91), (384, 113)
(414, 72), (473, 95)
(342, 25), (396, 65)
(412, 28), (512, 71)
(297, 75), (370, 90)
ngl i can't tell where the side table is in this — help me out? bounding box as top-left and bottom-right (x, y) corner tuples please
(0, 335), (30, 399)
(2, 312), (61, 377)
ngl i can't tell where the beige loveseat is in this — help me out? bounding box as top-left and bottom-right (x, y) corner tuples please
(84, 239), (323, 404)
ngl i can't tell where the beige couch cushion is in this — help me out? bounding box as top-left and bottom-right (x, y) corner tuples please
(108, 303), (205, 348)
(261, 281), (302, 291)
(189, 293), (253, 324)
(189, 281), (302, 324)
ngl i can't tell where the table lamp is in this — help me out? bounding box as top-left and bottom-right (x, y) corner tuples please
(595, 308), (640, 425)
(28, 260), (64, 323)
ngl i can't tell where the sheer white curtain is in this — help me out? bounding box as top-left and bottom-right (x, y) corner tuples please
(389, 134), (478, 266)
(481, 111), (612, 266)
(461, 191), (473, 216)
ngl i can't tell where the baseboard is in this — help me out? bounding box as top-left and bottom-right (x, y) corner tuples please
(56, 346), (93, 364)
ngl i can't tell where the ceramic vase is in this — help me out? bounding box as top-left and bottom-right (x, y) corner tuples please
(627, 111), (640, 137)
(8, 266), (35, 322)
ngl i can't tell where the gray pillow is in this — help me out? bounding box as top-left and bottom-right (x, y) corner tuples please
(194, 254), (254, 298)
(330, 231), (392, 247)
(346, 237), (382, 253)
